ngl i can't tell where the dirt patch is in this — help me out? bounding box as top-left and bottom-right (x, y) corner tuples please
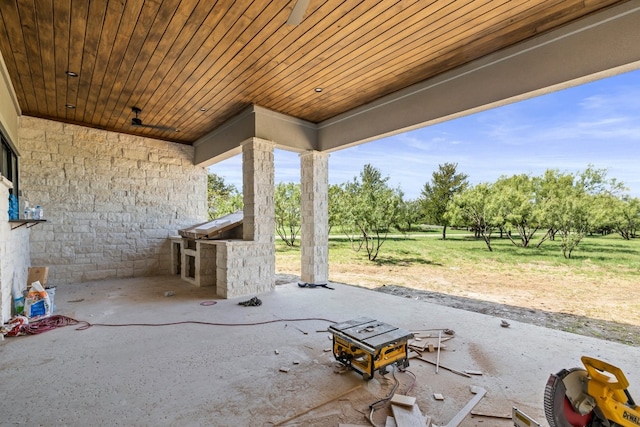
(373, 284), (640, 347)
(275, 274), (640, 347)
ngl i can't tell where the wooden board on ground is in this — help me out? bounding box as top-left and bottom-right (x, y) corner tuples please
(385, 416), (398, 427)
(178, 211), (243, 239)
(391, 394), (417, 407)
(391, 404), (426, 427)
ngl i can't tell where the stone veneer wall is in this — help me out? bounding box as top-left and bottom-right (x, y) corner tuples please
(0, 176), (30, 322)
(214, 138), (275, 299)
(300, 151), (329, 285)
(17, 116), (208, 285)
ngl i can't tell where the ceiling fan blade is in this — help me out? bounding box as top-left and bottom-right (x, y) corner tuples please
(287, 0), (310, 25)
(144, 124), (180, 132)
(130, 106), (179, 132)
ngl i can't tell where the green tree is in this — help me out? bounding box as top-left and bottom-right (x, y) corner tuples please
(420, 163), (468, 240)
(491, 174), (540, 247)
(274, 182), (301, 246)
(534, 170), (566, 246)
(536, 166), (623, 258)
(343, 164), (402, 261)
(446, 183), (496, 251)
(328, 184), (346, 233)
(207, 173), (243, 219)
(394, 196), (423, 236)
(609, 196), (640, 240)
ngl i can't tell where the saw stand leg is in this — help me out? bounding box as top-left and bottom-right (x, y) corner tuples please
(432, 386), (487, 427)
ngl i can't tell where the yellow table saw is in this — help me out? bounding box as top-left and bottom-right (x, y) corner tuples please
(328, 317), (413, 380)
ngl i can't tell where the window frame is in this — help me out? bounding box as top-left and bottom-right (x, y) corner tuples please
(1, 129), (19, 195)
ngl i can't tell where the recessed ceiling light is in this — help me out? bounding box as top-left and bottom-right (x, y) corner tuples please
(199, 107), (207, 112)
(314, 87), (323, 93)
(65, 104), (75, 109)
(65, 71), (78, 77)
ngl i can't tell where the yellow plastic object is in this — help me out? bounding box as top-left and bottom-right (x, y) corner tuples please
(332, 333), (409, 380)
(582, 356), (640, 426)
(328, 318), (412, 380)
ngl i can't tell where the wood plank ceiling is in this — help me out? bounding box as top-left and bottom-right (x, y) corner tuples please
(0, 0), (628, 145)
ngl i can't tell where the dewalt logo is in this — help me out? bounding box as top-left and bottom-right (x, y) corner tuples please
(623, 411), (640, 425)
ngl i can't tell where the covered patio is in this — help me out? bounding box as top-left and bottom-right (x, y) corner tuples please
(2, 276), (639, 426)
(1, 2), (640, 424)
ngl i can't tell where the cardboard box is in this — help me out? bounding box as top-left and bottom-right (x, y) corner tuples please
(27, 266), (48, 287)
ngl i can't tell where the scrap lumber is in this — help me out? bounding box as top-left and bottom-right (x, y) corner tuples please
(409, 335), (451, 352)
(391, 404), (427, 427)
(414, 356), (472, 378)
(178, 211), (242, 239)
(432, 386), (486, 427)
(470, 411), (512, 419)
(273, 385), (362, 426)
(435, 331), (442, 373)
(390, 394), (416, 407)
(385, 416), (398, 427)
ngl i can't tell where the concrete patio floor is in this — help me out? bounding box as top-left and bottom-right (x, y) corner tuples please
(2, 276), (639, 426)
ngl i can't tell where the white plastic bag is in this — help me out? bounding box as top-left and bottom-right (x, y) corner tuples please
(24, 281), (51, 319)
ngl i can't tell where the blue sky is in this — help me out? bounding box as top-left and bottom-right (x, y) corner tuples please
(209, 69), (640, 199)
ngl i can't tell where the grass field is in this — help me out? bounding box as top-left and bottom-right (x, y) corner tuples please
(276, 231), (640, 327)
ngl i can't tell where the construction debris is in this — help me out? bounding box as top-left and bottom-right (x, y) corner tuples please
(433, 393), (445, 401)
(470, 411), (512, 419)
(410, 355), (472, 378)
(278, 367), (290, 373)
(430, 386), (486, 427)
(390, 394), (416, 407)
(238, 296), (262, 307)
(391, 403), (430, 427)
(435, 330), (442, 373)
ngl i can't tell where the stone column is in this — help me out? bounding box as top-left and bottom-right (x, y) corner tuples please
(242, 138), (275, 243)
(300, 151), (329, 284)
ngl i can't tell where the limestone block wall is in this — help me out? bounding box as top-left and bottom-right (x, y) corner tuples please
(17, 116), (208, 285)
(0, 176), (30, 322)
(215, 240), (275, 299)
(300, 151), (329, 284)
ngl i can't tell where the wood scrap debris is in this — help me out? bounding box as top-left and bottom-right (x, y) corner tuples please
(385, 415), (398, 427)
(412, 356), (472, 378)
(433, 393), (445, 401)
(390, 394), (416, 407)
(408, 328), (453, 354)
(437, 386), (486, 427)
(279, 367), (290, 373)
(392, 403), (429, 427)
(470, 411), (512, 419)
